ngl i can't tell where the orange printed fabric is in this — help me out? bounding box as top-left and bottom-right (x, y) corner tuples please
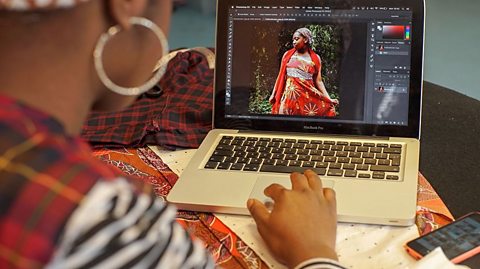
(93, 147), (269, 269)
(416, 172), (455, 235)
(93, 147), (455, 268)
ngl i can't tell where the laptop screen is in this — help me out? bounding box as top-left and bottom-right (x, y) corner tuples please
(215, 0), (424, 138)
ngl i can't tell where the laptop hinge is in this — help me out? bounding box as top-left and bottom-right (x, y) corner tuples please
(236, 130), (391, 140)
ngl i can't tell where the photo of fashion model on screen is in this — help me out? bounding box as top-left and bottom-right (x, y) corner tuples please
(247, 26), (342, 117)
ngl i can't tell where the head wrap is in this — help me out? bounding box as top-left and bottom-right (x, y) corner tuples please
(0, 0), (89, 11)
(295, 27), (314, 45)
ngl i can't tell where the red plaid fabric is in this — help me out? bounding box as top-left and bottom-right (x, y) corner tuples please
(0, 95), (121, 268)
(82, 49), (214, 149)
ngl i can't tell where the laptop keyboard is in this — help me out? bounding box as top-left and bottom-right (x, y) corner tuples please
(204, 135), (403, 180)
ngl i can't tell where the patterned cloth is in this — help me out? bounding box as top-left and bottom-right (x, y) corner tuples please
(0, 95), (116, 268)
(91, 146), (455, 269)
(0, 95), (213, 268)
(82, 49), (214, 150)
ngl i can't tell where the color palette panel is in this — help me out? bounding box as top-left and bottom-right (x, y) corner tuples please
(382, 25), (405, 40)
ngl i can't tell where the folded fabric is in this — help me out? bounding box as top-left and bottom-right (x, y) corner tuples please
(82, 48), (215, 149)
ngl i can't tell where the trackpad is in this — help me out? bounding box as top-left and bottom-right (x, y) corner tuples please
(249, 175), (335, 210)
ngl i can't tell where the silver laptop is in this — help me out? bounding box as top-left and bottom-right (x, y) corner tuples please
(168, 0), (425, 226)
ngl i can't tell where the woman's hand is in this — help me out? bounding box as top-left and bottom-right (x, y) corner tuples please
(247, 170), (338, 268)
(268, 93), (276, 105)
(330, 98), (339, 105)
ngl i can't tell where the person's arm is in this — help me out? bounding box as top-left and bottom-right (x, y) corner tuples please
(314, 55), (338, 105)
(247, 170), (343, 269)
(46, 178), (214, 269)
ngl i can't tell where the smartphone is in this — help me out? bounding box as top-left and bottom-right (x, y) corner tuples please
(405, 211), (480, 264)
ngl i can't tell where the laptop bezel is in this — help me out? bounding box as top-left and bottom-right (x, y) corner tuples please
(214, 0), (424, 139)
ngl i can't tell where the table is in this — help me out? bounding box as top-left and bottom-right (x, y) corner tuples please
(420, 82), (480, 267)
(93, 146), (456, 269)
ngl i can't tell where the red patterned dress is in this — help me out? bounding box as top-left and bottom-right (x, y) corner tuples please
(271, 49), (336, 117)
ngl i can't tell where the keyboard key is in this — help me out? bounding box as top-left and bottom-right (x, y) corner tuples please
(249, 158), (262, 165)
(305, 144), (318, 150)
(344, 146), (356, 152)
(260, 165), (326, 175)
(344, 170), (357, 177)
(357, 164), (369, 171)
(358, 173), (371, 179)
(362, 152), (375, 159)
(375, 153), (388, 159)
(216, 145), (234, 151)
(302, 161), (315, 167)
(324, 156), (337, 163)
(343, 164), (356, 170)
(378, 159), (391, 165)
(372, 172), (385, 179)
(243, 164), (260, 171)
(370, 165), (400, 172)
(390, 144), (402, 148)
(386, 175), (399, 180)
(230, 163), (244, 170)
(217, 163), (231, 170)
(384, 147), (402, 154)
(351, 158), (363, 164)
(263, 159), (276, 165)
(297, 149), (310, 155)
(233, 151), (247, 157)
(212, 150), (234, 157)
(289, 160), (302, 167)
(364, 159), (377, 165)
(349, 152), (362, 158)
(209, 156), (224, 162)
(327, 169), (343, 177)
(323, 150), (335, 156)
(315, 162), (329, 168)
(205, 162), (219, 169)
(329, 163), (342, 169)
(298, 155), (311, 161)
(357, 146), (369, 152)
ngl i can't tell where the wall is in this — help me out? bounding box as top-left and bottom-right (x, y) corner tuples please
(424, 0), (480, 100)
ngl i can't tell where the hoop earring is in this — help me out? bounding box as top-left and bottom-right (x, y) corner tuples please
(93, 17), (169, 96)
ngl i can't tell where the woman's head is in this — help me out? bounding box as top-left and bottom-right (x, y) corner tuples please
(0, 0), (171, 113)
(293, 27), (313, 51)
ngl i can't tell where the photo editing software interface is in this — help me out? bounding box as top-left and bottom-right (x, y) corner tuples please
(224, 4), (414, 126)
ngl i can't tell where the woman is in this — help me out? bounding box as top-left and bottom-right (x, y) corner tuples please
(0, 1), (340, 268)
(270, 27), (339, 116)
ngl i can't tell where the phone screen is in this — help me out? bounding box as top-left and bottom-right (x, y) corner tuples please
(406, 213), (480, 260)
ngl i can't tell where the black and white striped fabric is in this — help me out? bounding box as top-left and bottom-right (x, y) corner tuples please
(46, 178), (214, 269)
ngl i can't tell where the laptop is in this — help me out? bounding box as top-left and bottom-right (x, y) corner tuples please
(167, 0), (425, 226)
